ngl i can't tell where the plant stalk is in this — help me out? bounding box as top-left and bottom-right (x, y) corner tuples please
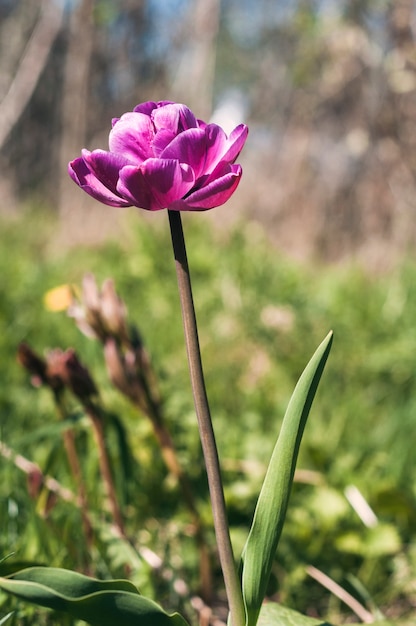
(86, 407), (126, 537)
(62, 429), (94, 543)
(168, 209), (245, 626)
(54, 393), (94, 554)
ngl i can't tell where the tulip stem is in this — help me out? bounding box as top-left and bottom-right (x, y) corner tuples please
(168, 210), (245, 626)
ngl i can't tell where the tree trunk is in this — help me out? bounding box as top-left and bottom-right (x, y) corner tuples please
(0, 0), (64, 151)
(58, 0), (95, 218)
(170, 0), (220, 120)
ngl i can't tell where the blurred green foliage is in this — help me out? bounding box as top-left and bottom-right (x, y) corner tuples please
(0, 209), (415, 624)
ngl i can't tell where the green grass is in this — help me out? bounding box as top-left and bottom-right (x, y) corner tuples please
(1, 208), (416, 624)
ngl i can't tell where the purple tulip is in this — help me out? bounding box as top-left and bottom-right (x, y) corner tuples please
(68, 101), (248, 211)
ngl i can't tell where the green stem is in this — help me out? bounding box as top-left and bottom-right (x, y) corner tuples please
(168, 210), (245, 626)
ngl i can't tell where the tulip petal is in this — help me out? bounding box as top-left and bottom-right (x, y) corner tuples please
(152, 103), (198, 134)
(82, 148), (132, 194)
(160, 129), (207, 178)
(156, 100), (175, 107)
(195, 124), (248, 176)
(117, 159), (195, 211)
(68, 156), (131, 207)
(109, 112), (154, 162)
(216, 124), (249, 165)
(169, 163), (242, 211)
(202, 124), (228, 173)
(133, 101), (158, 115)
(152, 129), (177, 157)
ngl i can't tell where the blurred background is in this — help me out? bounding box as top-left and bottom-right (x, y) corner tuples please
(1, 0), (416, 263)
(2, 2), (416, 624)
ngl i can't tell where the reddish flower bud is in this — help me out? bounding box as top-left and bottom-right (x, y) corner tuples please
(46, 348), (97, 403)
(17, 343), (48, 386)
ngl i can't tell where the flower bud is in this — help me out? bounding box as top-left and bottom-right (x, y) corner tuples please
(17, 343), (48, 388)
(100, 278), (129, 341)
(46, 348), (97, 403)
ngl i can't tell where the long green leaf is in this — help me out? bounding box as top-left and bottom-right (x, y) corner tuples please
(258, 602), (331, 626)
(257, 602), (396, 626)
(241, 332), (333, 626)
(0, 567), (189, 626)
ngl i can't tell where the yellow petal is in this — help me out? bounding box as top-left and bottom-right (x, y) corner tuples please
(43, 284), (74, 312)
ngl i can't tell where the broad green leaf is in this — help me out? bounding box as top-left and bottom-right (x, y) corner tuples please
(0, 567), (189, 626)
(241, 332), (333, 626)
(257, 602), (396, 626)
(258, 602), (331, 626)
(0, 560), (44, 577)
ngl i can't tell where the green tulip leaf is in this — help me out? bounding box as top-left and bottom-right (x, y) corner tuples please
(257, 602), (395, 626)
(258, 602), (331, 626)
(0, 567), (189, 626)
(241, 332), (333, 626)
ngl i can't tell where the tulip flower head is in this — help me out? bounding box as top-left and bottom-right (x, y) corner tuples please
(69, 101), (248, 211)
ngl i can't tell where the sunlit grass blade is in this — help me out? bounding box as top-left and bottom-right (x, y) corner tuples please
(0, 613), (13, 625)
(241, 332), (333, 626)
(0, 567), (189, 626)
